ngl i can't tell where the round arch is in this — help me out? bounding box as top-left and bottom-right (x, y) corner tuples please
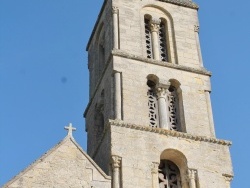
(160, 148), (189, 188)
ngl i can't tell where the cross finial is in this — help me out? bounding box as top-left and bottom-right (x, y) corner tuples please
(64, 123), (76, 137)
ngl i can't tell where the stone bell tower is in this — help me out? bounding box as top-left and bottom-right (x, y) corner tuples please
(84, 0), (233, 188)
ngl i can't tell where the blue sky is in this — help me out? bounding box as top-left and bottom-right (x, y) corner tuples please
(0, 0), (249, 187)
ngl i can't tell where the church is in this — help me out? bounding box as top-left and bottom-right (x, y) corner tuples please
(3, 0), (234, 187)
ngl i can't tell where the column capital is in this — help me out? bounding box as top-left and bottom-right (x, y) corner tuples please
(156, 87), (167, 99)
(111, 155), (122, 168)
(156, 82), (170, 99)
(150, 18), (161, 33)
(188, 168), (197, 180)
(112, 6), (119, 14)
(194, 25), (200, 33)
(151, 162), (159, 174)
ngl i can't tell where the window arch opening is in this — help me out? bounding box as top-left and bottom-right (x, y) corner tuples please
(141, 6), (177, 64)
(159, 19), (169, 62)
(167, 85), (180, 131)
(159, 160), (182, 188)
(159, 149), (189, 188)
(144, 15), (153, 59)
(147, 78), (159, 128)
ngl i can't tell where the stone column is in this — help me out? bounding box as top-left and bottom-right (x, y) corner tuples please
(112, 6), (119, 49)
(151, 162), (159, 188)
(205, 90), (216, 137)
(150, 18), (161, 60)
(114, 72), (122, 120)
(156, 87), (168, 129)
(194, 25), (204, 67)
(188, 169), (197, 188)
(111, 156), (122, 188)
(223, 174), (233, 188)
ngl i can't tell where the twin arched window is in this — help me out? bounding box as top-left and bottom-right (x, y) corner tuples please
(142, 6), (178, 64)
(147, 78), (183, 132)
(144, 16), (169, 62)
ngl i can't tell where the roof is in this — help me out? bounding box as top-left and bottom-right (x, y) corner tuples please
(3, 134), (111, 188)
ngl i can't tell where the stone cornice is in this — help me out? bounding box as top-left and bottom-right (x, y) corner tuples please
(108, 120), (232, 146)
(158, 0), (199, 10)
(112, 50), (212, 76)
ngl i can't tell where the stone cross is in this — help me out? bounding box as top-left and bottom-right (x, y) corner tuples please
(64, 123), (76, 137)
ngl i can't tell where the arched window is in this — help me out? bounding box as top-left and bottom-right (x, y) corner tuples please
(159, 19), (169, 62)
(144, 16), (169, 62)
(147, 79), (159, 128)
(141, 6), (177, 64)
(159, 149), (199, 188)
(144, 15), (153, 59)
(167, 85), (180, 131)
(159, 160), (182, 188)
(146, 77), (184, 131)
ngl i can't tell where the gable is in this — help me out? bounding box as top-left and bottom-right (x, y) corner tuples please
(3, 136), (111, 188)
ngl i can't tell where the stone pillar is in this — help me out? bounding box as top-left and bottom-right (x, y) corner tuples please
(111, 156), (122, 188)
(112, 6), (119, 49)
(223, 174), (233, 188)
(188, 169), (197, 188)
(194, 25), (204, 67)
(150, 18), (160, 61)
(156, 87), (168, 129)
(114, 72), (122, 120)
(151, 162), (159, 188)
(205, 90), (216, 137)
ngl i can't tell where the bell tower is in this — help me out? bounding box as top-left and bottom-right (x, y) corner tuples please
(84, 0), (233, 187)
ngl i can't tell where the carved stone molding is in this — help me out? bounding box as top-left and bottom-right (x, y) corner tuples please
(108, 120), (232, 146)
(194, 25), (200, 33)
(111, 155), (122, 188)
(112, 6), (119, 14)
(187, 169), (198, 188)
(158, 0), (199, 9)
(150, 18), (161, 33)
(188, 169), (197, 180)
(151, 162), (160, 174)
(156, 87), (167, 99)
(111, 155), (122, 169)
(223, 174), (234, 182)
(111, 50), (212, 76)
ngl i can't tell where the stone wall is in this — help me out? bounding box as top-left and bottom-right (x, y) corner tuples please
(113, 54), (213, 137)
(113, 0), (201, 68)
(85, 61), (114, 173)
(87, 0), (113, 98)
(4, 137), (111, 188)
(84, 1), (234, 187)
(110, 124), (233, 188)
